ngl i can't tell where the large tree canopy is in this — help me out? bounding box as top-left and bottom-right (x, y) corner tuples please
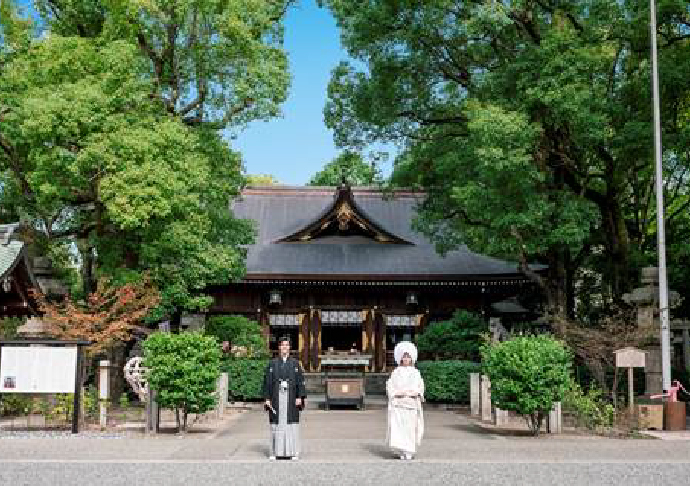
(0, 33), (253, 319)
(322, 0), (690, 316)
(36, 0), (293, 130)
(0, 0), (299, 321)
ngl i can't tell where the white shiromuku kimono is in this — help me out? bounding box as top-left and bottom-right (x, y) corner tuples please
(386, 365), (425, 456)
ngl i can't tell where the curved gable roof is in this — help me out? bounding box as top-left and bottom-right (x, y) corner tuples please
(232, 186), (525, 280)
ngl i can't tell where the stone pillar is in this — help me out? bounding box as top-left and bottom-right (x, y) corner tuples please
(547, 402), (562, 434)
(683, 328), (690, 370)
(146, 385), (159, 434)
(98, 360), (110, 429)
(644, 345), (663, 396)
(480, 375), (492, 422)
(216, 372), (229, 418)
(470, 373), (480, 416)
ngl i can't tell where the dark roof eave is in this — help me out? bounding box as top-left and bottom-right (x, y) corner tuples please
(239, 272), (532, 283)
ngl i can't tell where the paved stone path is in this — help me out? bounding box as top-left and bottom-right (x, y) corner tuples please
(2, 408), (690, 485)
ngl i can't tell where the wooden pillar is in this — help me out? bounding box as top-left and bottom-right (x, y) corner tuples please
(363, 309), (374, 371)
(374, 310), (385, 372)
(258, 308), (268, 341)
(300, 311), (310, 370)
(310, 309), (321, 372)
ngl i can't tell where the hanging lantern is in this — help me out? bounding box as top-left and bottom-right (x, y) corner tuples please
(2, 277), (11, 293)
(269, 289), (282, 305)
(406, 291), (418, 305)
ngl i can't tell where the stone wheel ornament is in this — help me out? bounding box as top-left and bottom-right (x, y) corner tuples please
(123, 356), (149, 402)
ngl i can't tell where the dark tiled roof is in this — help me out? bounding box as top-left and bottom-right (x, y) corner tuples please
(232, 186), (526, 280)
(0, 223), (24, 280)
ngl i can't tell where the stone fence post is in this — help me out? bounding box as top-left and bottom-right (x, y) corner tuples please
(98, 360), (110, 429)
(547, 402), (562, 434)
(216, 372), (229, 418)
(470, 373), (480, 416)
(146, 384), (159, 434)
(480, 375), (492, 422)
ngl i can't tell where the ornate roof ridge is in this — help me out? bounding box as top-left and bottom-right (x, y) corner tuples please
(242, 185), (424, 198)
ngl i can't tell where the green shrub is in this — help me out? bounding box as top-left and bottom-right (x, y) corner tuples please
(416, 360), (481, 403)
(417, 310), (487, 360)
(205, 314), (269, 358)
(143, 332), (222, 431)
(0, 394), (32, 416)
(0, 317), (22, 339)
(222, 358), (269, 401)
(482, 335), (572, 436)
(563, 380), (615, 431)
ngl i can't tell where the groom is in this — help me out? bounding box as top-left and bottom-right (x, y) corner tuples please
(262, 337), (306, 460)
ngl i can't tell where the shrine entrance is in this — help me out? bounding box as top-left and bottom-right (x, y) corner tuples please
(320, 310), (363, 353)
(384, 315), (420, 368)
(268, 313), (301, 359)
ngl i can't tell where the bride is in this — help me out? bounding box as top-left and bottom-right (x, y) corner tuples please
(386, 341), (425, 460)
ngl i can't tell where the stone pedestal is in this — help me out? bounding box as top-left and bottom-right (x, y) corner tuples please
(470, 373), (480, 416)
(494, 408), (508, 427)
(644, 346), (663, 396)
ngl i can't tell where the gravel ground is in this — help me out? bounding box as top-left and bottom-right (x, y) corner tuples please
(0, 462), (688, 486)
(2, 408), (690, 485)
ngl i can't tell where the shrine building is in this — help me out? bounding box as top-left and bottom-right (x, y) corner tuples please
(207, 184), (537, 372)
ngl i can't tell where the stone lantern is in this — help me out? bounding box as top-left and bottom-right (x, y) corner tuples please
(622, 267), (680, 395)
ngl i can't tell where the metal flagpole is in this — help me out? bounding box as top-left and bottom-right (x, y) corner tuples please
(649, 0), (671, 392)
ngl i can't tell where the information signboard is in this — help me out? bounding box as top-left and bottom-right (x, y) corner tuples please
(0, 346), (78, 393)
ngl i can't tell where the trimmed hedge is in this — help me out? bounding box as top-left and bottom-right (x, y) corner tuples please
(222, 358), (269, 401)
(417, 360), (481, 403)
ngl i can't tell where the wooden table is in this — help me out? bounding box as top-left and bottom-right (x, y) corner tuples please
(319, 355), (372, 410)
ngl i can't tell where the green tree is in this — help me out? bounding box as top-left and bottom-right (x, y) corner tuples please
(36, 0), (293, 130)
(322, 0), (690, 316)
(245, 174), (280, 185)
(309, 151), (381, 186)
(142, 331), (222, 432)
(2, 0), (296, 320)
(0, 33), (253, 318)
(416, 310), (487, 361)
(482, 335), (572, 436)
(205, 314), (268, 358)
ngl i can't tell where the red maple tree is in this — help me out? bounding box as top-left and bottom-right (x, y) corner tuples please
(33, 277), (161, 355)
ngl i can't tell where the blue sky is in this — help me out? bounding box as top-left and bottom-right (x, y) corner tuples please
(230, 0), (391, 185)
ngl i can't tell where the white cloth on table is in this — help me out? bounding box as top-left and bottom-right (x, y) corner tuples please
(269, 381), (300, 458)
(386, 365), (424, 455)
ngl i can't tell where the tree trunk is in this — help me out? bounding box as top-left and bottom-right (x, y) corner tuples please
(526, 411), (544, 436)
(78, 240), (96, 297)
(611, 367), (620, 408)
(600, 202), (633, 301)
(565, 249), (576, 319)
